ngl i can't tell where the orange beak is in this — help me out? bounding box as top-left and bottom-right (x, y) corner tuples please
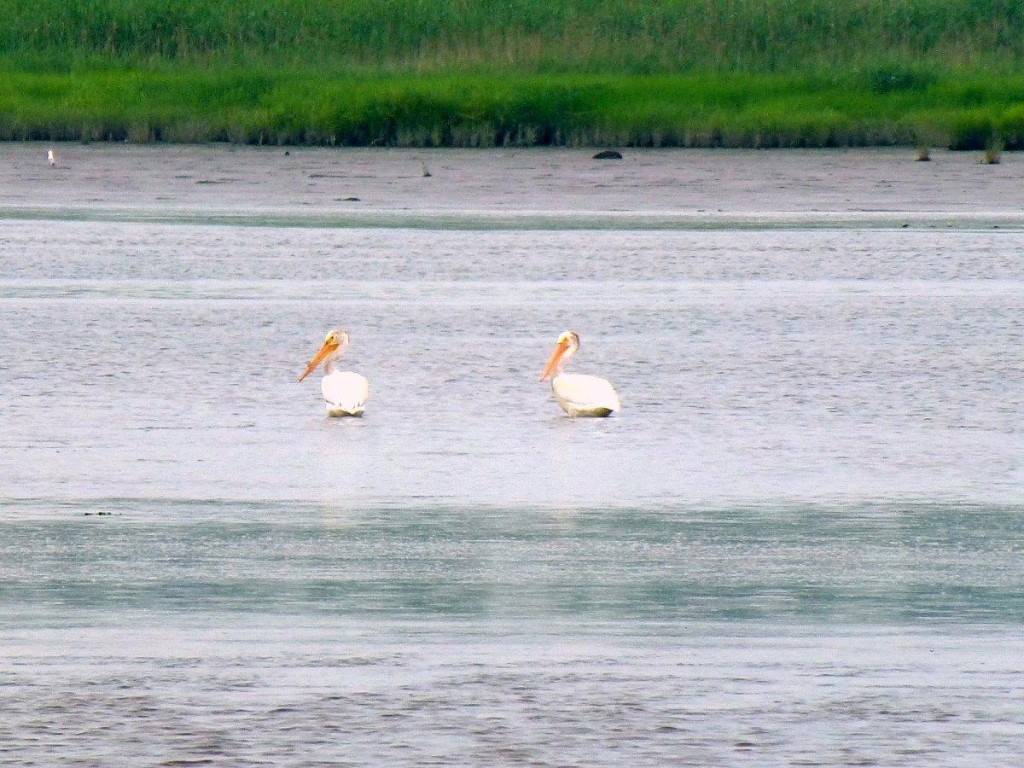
(298, 341), (339, 382)
(539, 339), (569, 381)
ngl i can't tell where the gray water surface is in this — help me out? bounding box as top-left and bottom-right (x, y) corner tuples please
(2, 146), (1023, 766)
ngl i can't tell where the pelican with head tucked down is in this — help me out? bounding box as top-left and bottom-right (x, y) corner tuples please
(539, 330), (621, 417)
(298, 329), (369, 417)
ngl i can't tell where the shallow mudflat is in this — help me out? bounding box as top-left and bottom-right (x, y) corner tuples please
(2, 144), (1022, 228)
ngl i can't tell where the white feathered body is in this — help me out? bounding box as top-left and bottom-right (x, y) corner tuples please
(322, 370), (369, 417)
(550, 372), (620, 417)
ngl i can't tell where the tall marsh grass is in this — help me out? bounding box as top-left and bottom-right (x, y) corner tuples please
(4, 69), (1024, 148)
(1, 0), (1023, 146)
(4, 0), (1024, 73)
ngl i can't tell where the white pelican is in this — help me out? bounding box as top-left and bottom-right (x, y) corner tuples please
(47, 149), (56, 168)
(539, 330), (621, 417)
(298, 329), (369, 417)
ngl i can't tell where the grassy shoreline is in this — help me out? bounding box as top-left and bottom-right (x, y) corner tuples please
(2, 0), (1023, 148)
(3, 69), (1022, 149)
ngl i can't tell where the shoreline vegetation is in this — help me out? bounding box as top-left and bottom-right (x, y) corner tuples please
(2, 0), (1023, 149)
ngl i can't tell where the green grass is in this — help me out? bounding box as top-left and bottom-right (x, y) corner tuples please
(3, 69), (1023, 148)
(5, 0), (1024, 73)
(1, 0), (1023, 146)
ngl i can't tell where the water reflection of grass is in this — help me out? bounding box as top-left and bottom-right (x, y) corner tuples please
(2, 0), (1023, 148)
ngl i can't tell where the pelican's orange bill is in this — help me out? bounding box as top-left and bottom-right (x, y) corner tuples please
(298, 342), (339, 382)
(539, 340), (569, 381)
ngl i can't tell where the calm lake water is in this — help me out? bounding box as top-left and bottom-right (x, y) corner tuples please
(1, 145), (1023, 766)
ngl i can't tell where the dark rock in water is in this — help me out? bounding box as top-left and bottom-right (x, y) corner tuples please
(593, 150), (623, 160)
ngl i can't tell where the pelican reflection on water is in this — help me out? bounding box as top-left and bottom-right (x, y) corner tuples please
(298, 329), (369, 417)
(539, 330), (621, 417)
